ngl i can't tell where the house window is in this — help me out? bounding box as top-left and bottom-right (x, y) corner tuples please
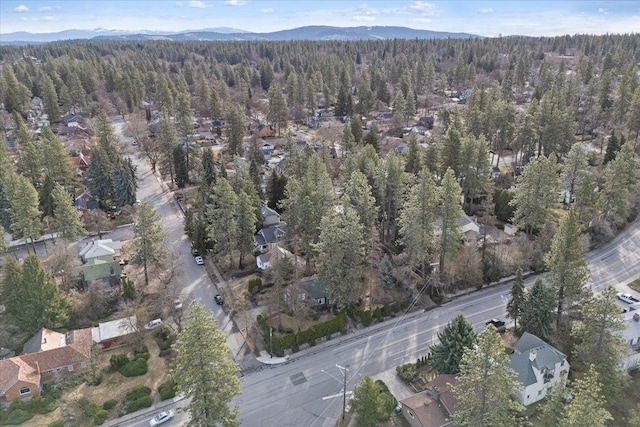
(538, 390), (542, 396)
(68, 365), (74, 372)
(561, 359), (565, 366)
(408, 410), (414, 419)
(19, 387), (31, 396)
(55, 367), (62, 372)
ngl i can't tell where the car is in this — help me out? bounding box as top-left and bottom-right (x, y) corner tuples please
(616, 292), (640, 304)
(485, 319), (506, 332)
(174, 299), (183, 311)
(191, 248), (199, 257)
(144, 319), (163, 330)
(214, 294), (224, 305)
(195, 256), (204, 265)
(149, 410), (174, 426)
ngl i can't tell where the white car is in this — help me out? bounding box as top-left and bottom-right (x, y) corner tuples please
(617, 292), (640, 304)
(173, 299), (183, 311)
(144, 319), (163, 330)
(149, 410), (174, 426)
(195, 256), (204, 265)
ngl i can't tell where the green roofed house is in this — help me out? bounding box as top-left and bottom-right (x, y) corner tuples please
(81, 258), (122, 282)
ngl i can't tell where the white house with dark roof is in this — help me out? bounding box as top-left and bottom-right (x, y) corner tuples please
(78, 239), (122, 263)
(508, 332), (569, 406)
(254, 223), (286, 253)
(620, 310), (640, 371)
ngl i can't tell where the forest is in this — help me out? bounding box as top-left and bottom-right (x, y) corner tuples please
(1, 32), (640, 426)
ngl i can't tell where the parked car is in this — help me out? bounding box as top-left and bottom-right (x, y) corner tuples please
(144, 319), (163, 330)
(214, 294), (224, 305)
(174, 299), (183, 311)
(191, 248), (199, 256)
(485, 319), (506, 332)
(617, 292), (640, 304)
(149, 410), (174, 426)
(195, 256), (204, 265)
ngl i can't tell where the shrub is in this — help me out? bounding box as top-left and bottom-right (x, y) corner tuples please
(109, 354), (129, 370)
(125, 385), (151, 401)
(48, 421), (65, 427)
(134, 345), (150, 360)
(248, 277), (263, 295)
(94, 409), (108, 425)
(158, 381), (177, 401)
(5, 409), (33, 425)
(102, 399), (117, 410)
(119, 358), (148, 377)
(396, 363), (417, 383)
(124, 396), (153, 414)
(153, 327), (175, 351)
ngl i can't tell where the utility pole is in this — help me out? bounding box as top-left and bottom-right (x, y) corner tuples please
(336, 364), (349, 421)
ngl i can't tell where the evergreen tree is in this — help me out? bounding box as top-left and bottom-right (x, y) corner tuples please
(172, 145), (188, 188)
(506, 267), (525, 330)
(51, 183), (86, 239)
(206, 178), (238, 269)
(559, 365), (612, 427)
(437, 168), (464, 277)
(40, 74), (60, 123)
(266, 171), (287, 214)
(342, 170), (377, 241)
(235, 191), (257, 269)
(85, 145), (114, 204)
(171, 302), (241, 427)
(351, 376), (393, 427)
(571, 286), (627, 404)
(510, 154), (559, 235)
(520, 279), (556, 339)
(2, 255), (68, 334)
(5, 173), (42, 253)
(453, 327), (524, 427)
(130, 202), (165, 286)
(40, 127), (77, 187)
(200, 147), (217, 188)
(545, 207), (588, 329)
(315, 206), (365, 308)
(600, 142), (637, 221)
(561, 142), (588, 206)
(603, 131), (621, 165)
(113, 158), (137, 207)
(227, 104), (246, 157)
(405, 133), (421, 175)
(429, 314), (476, 374)
(267, 83), (288, 135)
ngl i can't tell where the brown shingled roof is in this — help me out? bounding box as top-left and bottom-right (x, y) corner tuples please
(0, 357), (39, 396)
(20, 328), (92, 372)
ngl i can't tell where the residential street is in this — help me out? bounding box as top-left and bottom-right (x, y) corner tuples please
(109, 116), (640, 427)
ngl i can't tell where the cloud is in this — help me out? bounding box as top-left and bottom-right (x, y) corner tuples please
(225, 0), (248, 5)
(20, 16), (28, 21)
(12, 5), (30, 13)
(188, 0), (210, 8)
(353, 15), (376, 22)
(480, 8), (493, 15)
(261, 8), (274, 14)
(37, 6), (61, 12)
(175, 1), (183, 6)
(409, 1), (436, 16)
(411, 17), (432, 23)
(598, 8), (609, 15)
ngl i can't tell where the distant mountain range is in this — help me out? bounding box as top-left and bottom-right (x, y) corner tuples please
(0, 26), (479, 45)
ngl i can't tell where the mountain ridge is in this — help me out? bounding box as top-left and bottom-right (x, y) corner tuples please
(0, 25), (480, 44)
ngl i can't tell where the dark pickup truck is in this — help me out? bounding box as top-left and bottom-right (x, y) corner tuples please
(485, 319), (506, 332)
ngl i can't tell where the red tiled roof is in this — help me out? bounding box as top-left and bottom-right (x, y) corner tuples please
(0, 357), (39, 396)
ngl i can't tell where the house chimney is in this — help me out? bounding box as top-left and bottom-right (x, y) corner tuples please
(35, 361), (40, 374)
(529, 350), (537, 362)
(42, 337), (47, 344)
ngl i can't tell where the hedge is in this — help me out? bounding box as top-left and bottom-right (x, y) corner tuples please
(119, 358), (148, 377)
(348, 299), (411, 326)
(257, 310), (348, 356)
(102, 399), (117, 410)
(158, 381), (177, 401)
(109, 354), (129, 370)
(126, 385), (151, 401)
(1, 409), (33, 425)
(153, 328), (175, 352)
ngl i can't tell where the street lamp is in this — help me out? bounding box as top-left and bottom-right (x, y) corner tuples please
(270, 327), (273, 358)
(336, 364), (349, 421)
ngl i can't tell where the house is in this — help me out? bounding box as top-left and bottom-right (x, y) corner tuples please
(69, 152), (90, 173)
(91, 316), (137, 349)
(490, 166), (501, 180)
(20, 328), (92, 383)
(74, 191), (99, 211)
(399, 374), (457, 427)
(508, 332), (569, 406)
(261, 206), (281, 227)
(261, 142), (276, 157)
(299, 277), (330, 307)
(61, 113), (86, 128)
(254, 224), (286, 253)
(418, 116), (435, 129)
(0, 357), (40, 405)
(433, 215), (480, 239)
(81, 258), (122, 283)
(78, 239), (122, 263)
(256, 247), (300, 270)
(257, 124), (275, 138)
(395, 142), (409, 155)
(620, 311), (640, 371)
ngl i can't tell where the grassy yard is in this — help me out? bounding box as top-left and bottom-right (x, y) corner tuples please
(628, 278), (640, 292)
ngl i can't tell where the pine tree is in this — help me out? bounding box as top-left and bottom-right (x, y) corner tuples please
(40, 127), (78, 188)
(520, 279), (556, 339)
(559, 365), (612, 427)
(51, 183), (86, 239)
(506, 267), (525, 330)
(5, 173), (42, 253)
(200, 148), (217, 189)
(600, 142), (637, 221)
(453, 327), (524, 427)
(571, 286), (627, 404)
(227, 104), (246, 156)
(315, 206), (365, 308)
(235, 191), (257, 269)
(171, 302), (241, 427)
(405, 133), (421, 175)
(206, 178), (238, 269)
(2, 255), (68, 334)
(130, 202), (165, 286)
(40, 74), (60, 123)
(342, 170), (377, 242)
(113, 158), (138, 207)
(172, 145), (188, 188)
(545, 206), (588, 329)
(266, 171), (287, 214)
(561, 142), (588, 206)
(351, 376), (392, 427)
(429, 314), (476, 374)
(437, 168), (464, 277)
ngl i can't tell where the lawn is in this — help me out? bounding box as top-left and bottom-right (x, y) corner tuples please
(628, 278), (640, 292)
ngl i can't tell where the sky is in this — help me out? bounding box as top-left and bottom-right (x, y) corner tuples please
(1, 0), (639, 37)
